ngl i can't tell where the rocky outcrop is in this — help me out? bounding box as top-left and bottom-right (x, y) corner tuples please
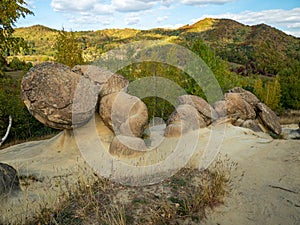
(224, 93), (256, 120)
(228, 87), (260, 107)
(99, 92), (148, 137)
(164, 104), (206, 137)
(72, 65), (129, 97)
(256, 103), (282, 135)
(0, 163), (20, 196)
(178, 95), (218, 125)
(22, 62), (98, 129)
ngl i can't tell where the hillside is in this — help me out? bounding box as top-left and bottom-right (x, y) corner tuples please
(14, 19), (300, 77)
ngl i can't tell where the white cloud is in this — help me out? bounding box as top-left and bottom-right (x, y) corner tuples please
(125, 16), (141, 25)
(181, 0), (234, 5)
(51, 0), (98, 12)
(157, 16), (168, 23)
(193, 8), (300, 37)
(112, 0), (157, 12)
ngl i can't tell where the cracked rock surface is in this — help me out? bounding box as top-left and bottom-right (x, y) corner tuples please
(21, 62), (98, 129)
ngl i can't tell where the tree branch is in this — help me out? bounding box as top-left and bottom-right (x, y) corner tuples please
(0, 115), (12, 147)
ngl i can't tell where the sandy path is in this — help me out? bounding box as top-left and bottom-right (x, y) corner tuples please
(203, 126), (300, 225)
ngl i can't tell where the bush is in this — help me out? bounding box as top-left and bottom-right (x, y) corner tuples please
(9, 57), (33, 71)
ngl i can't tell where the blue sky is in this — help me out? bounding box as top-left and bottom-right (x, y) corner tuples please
(17, 0), (300, 37)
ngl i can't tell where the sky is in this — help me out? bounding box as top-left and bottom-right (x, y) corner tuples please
(16, 0), (300, 37)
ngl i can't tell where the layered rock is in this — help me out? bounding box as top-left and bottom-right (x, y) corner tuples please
(256, 103), (282, 135)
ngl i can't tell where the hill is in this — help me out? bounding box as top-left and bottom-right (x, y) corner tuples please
(14, 19), (300, 77)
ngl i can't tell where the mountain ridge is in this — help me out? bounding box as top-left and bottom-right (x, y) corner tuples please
(14, 18), (300, 77)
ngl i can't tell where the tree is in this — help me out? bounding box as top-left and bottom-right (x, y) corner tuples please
(54, 29), (84, 67)
(0, 0), (33, 74)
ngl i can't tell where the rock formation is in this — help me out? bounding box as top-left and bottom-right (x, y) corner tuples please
(21, 62), (98, 129)
(21, 62), (282, 141)
(0, 163), (20, 196)
(99, 92), (148, 137)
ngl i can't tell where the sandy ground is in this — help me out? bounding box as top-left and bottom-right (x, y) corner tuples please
(0, 115), (299, 224)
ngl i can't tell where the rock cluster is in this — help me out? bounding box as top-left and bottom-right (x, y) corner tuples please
(164, 87), (281, 137)
(21, 62), (281, 141)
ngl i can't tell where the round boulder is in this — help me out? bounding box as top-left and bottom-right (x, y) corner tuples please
(99, 92), (148, 137)
(165, 104), (206, 137)
(178, 95), (218, 125)
(0, 163), (20, 196)
(22, 62), (98, 129)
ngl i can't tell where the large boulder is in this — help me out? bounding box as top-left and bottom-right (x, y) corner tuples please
(257, 103), (282, 135)
(72, 65), (129, 97)
(165, 104), (206, 137)
(0, 163), (20, 196)
(22, 62), (98, 129)
(99, 92), (148, 137)
(224, 93), (256, 120)
(178, 95), (218, 125)
(228, 87), (260, 107)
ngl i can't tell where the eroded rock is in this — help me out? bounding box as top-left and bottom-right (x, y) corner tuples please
(165, 104), (206, 137)
(257, 102), (282, 135)
(0, 163), (20, 196)
(22, 62), (98, 129)
(228, 87), (260, 106)
(224, 93), (256, 120)
(72, 65), (128, 97)
(99, 92), (148, 137)
(178, 95), (218, 125)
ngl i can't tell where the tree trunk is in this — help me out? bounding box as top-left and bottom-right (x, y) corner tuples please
(0, 115), (12, 147)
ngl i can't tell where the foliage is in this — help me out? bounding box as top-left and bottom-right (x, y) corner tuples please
(54, 29), (84, 67)
(0, 73), (55, 146)
(278, 61), (300, 109)
(9, 57), (32, 70)
(0, 0), (33, 71)
(253, 76), (281, 110)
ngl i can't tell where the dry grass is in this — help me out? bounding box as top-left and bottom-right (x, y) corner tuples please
(279, 110), (300, 125)
(1, 155), (236, 225)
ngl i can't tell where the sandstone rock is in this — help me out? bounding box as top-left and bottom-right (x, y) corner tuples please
(213, 100), (227, 118)
(165, 104), (206, 137)
(22, 62), (98, 129)
(228, 87), (260, 106)
(99, 92), (148, 137)
(224, 93), (256, 120)
(0, 163), (20, 196)
(178, 95), (218, 125)
(242, 119), (263, 132)
(72, 65), (128, 97)
(109, 136), (148, 158)
(164, 124), (183, 138)
(257, 102), (282, 135)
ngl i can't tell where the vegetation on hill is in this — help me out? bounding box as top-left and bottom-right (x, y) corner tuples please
(1, 17), (299, 144)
